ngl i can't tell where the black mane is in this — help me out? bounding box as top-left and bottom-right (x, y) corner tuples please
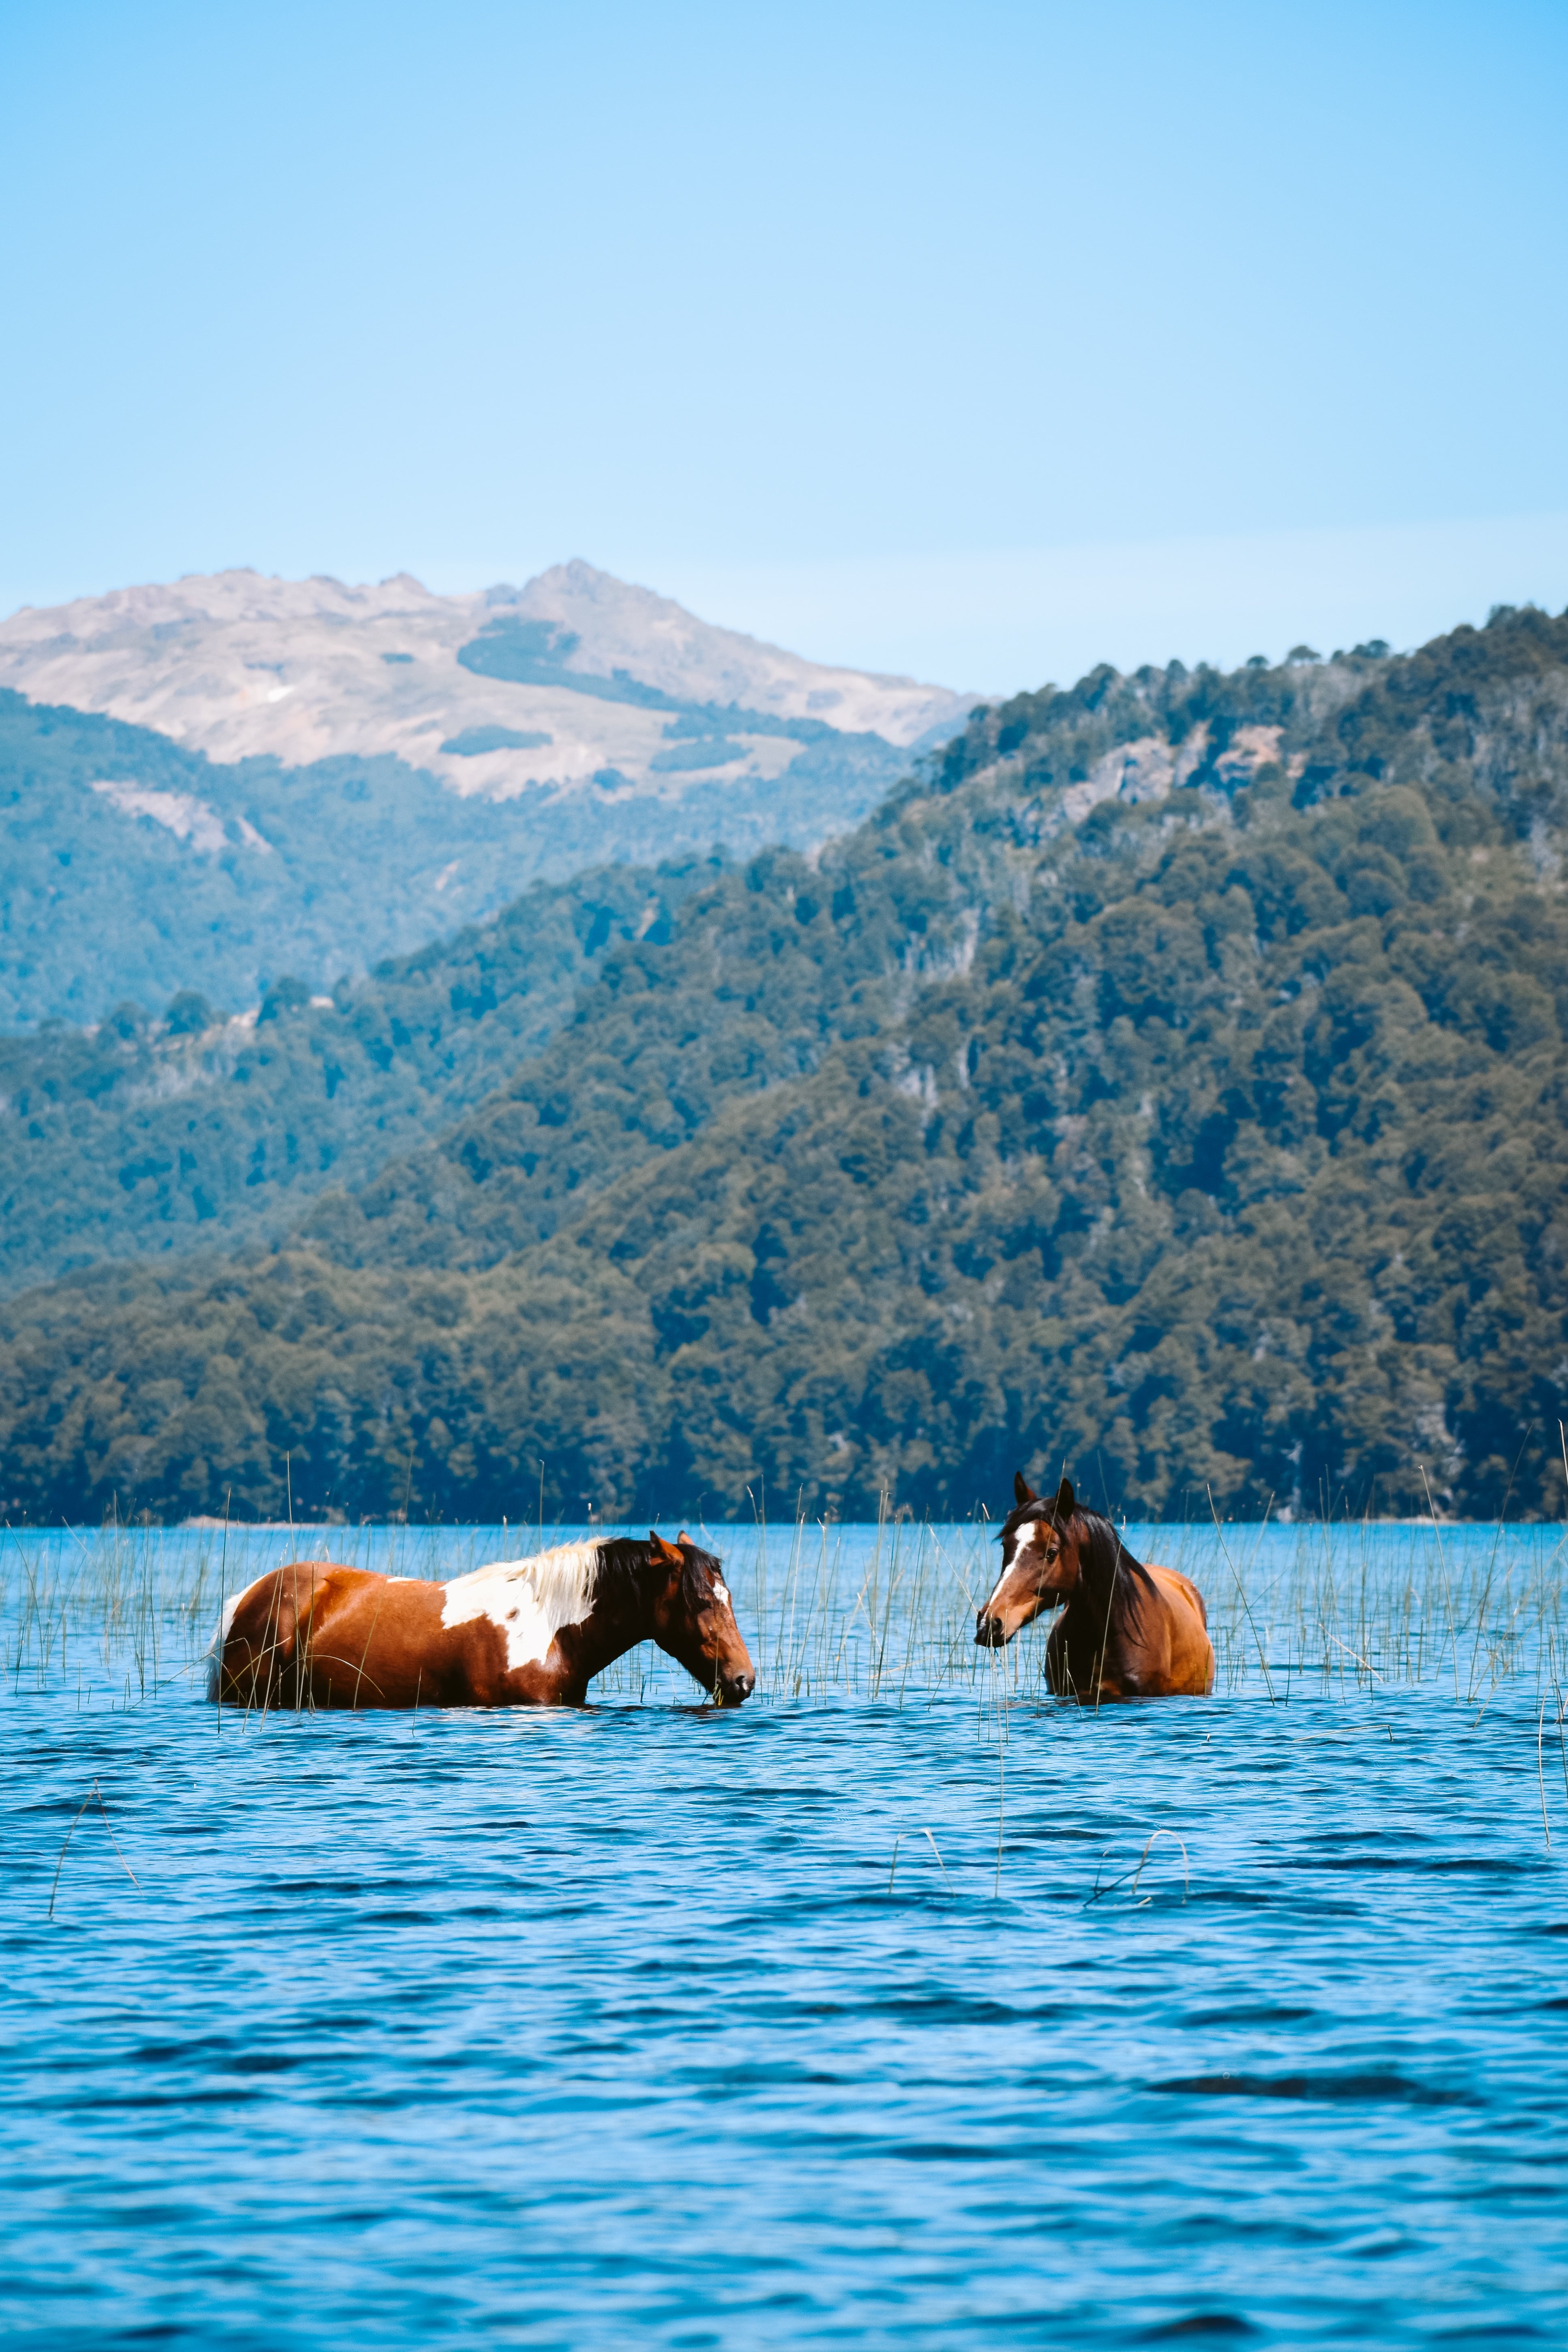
(592, 1536), (649, 1588)
(1068, 1509), (1158, 1627)
(594, 1533), (722, 1603)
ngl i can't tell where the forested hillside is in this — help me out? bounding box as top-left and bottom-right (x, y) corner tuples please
(0, 689), (907, 1026)
(3, 607), (1566, 1525)
(0, 861), (709, 1295)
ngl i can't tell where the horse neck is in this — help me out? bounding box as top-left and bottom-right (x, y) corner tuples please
(545, 1544), (656, 1692)
(1064, 1516), (1143, 1633)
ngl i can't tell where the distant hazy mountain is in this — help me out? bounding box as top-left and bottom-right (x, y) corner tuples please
(0, 563), (970, 1027)
(0, 560), (967, 791)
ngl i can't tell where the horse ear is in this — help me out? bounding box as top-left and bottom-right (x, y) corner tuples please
(1053, 1476), (1075, 1519)
(675, 1530), (689, 1548)
(648, 1531), (682, 1566)
(1014, 1471), (1037, 1506)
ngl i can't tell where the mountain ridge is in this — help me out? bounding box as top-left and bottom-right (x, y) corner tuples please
(0, 561), (970, 795)
(4, 605), (1566, 1524)
(0, 561), (971, 1028)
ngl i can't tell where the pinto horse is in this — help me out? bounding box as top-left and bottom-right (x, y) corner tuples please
(975, 1474), (1213, 1700)
(208, 1532), (756, 1710)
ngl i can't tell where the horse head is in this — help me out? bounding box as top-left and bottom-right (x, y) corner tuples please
(647, 1531), (756, 1706)
(975, 1472), (1082, 1646)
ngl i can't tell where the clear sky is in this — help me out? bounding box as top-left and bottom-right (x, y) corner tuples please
(2, 0), (1564, 691)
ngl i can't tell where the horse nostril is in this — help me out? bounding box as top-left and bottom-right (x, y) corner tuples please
(726, 1671), (756, 1705)
(975, 1615), (1003, 1647)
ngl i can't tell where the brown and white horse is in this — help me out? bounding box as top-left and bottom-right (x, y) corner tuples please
(208, 1532), (756, 1710)
(976, 1474), (1214, 1700)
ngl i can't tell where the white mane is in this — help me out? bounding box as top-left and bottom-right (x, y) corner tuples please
(440, 1539), (606, 1671)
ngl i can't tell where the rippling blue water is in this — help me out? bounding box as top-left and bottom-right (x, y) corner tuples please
(3, 1522), (1566, 2346)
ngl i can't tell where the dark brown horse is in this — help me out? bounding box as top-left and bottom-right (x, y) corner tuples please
(975, 1474), (1213, 1700)
(208, 1532), (756, 1710)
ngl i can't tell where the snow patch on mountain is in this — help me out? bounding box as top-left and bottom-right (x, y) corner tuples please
(90, 780), (272, 854)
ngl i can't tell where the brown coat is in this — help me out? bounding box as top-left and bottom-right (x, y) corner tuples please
(209, 1534), (755, 1710)
(977, 1475), (1214, 1700)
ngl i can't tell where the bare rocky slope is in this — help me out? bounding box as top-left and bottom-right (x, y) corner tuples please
(0, 561), (968, 798)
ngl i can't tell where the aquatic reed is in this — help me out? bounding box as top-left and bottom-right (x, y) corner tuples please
(2, 1507), (1565, 1725)
(46, 1776), (142, 1921)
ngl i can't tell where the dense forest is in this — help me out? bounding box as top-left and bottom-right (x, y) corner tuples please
(0, 689), (909, 1027)
(2, 606), (1566, 1525)
(0, 861), (713, 1295)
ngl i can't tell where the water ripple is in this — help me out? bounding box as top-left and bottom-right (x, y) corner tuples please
(2, 1523), (1567, 2346)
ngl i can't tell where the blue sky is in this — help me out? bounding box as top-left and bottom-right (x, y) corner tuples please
(1, 0), (1564, 689)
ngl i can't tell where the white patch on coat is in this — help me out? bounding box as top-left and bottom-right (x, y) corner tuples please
(205, 1576), (262, 1699)
(712, 1578), (732, 1609)
(440, 1541), (603, 1671)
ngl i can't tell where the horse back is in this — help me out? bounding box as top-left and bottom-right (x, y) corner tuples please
(214, 1563), (495, 1709)
(1045, 1563), (1214, 1701)
(1144, 1563), (1214, 1695)
(1150, 1563), (1208, 1626)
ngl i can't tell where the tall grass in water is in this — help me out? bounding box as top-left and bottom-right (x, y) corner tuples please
(3, 1511), (1565, 1718)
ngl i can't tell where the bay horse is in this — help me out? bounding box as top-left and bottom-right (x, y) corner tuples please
(975, 1474), (1213, 1700)
(208, 1532), (756, 1710)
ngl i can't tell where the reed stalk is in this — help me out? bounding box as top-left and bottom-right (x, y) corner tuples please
(5, 1507), (1564, 1727)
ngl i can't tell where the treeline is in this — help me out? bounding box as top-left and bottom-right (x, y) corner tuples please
(2, 607), (1567, 1523)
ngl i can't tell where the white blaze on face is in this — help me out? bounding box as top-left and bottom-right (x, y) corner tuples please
(712, 1578), (732, 1611)
(441, 1542), (600, 1671)
(1004, 1520), (1047, 1566)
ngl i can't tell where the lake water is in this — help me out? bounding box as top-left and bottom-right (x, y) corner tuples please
(3, 1520), (1567, 2346)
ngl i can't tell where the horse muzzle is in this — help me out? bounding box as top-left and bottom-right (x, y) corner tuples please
(974, 1613), (1008, 1648)
(716, 1669), (756, 1707)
